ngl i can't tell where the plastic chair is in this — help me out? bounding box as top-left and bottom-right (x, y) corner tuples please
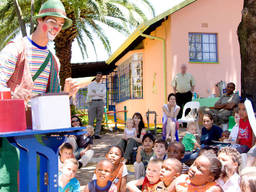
(178, 101), (200, 123)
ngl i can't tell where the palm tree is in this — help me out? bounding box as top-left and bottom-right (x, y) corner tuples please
(0, 0), (155, 87)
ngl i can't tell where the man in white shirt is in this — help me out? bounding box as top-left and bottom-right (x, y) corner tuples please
(172, 64), (195, 119)
(87, 72), (106, 139)
(217, 147), (241, 192)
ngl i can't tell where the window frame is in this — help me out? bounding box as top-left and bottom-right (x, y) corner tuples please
(189, 33), (218, 63)
(115, 53), (143, 103)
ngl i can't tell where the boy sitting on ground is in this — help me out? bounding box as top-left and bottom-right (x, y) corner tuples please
(59, 143), (74, 173)
(182, 122), (200, 152)
(127, 159), (162, 192)
(67, 125), (94, 168)
(156, 158), (182, 191)
(168, 141), (189, 174)
(150, 139), (168, 160)
(134, 133), (155, 179)
(59, 158), (80, 192)
(84, 160), (117, 192)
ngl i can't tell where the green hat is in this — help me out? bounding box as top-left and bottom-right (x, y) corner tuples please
(34, 0), (72, 30)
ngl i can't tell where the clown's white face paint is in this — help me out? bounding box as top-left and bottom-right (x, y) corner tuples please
(45, 18), (63, 41)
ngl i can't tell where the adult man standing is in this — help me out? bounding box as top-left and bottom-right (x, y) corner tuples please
(172, 64), (195, 119)
(0, 0), (78, 191)
(217, 147), (241, 192)
(87, 72), (106, 139)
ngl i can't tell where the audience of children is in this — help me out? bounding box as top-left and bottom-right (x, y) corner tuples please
(150, 139), (168, 160)
(134, 133), (155, 179)
(59, 96), (256, 192)
(162, 93), (180, 142)
(59, 158), (80, 192)
(59, 142), (74, 173)
(182, 122), (200, 152)
(127, 159), (162, 192)
(84, 160), (117, 192)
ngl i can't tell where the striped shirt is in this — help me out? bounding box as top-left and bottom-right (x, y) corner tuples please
(0, 37), (59, 95)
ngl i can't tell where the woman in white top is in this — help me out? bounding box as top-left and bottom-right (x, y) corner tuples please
(162, 93), (180, 142)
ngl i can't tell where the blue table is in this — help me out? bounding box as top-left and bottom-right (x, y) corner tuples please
(0, 127), (85, 192)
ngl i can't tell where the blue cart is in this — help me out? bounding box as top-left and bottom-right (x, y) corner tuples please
(0, 127), (85, 192)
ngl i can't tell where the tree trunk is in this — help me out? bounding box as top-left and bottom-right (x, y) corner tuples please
(54, 11), (77, 89)
(13, 0), (27, 37)
(238, 0), (256, 109)
(30, 0), (35, 34)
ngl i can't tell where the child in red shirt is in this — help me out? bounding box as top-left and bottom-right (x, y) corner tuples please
(237, 102), (254, 148)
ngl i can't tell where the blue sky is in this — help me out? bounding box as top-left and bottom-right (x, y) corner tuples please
(71, 0), (185, 63)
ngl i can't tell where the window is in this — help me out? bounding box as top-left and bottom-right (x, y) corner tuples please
(118, 60), (130, 102)
(189, 33), (218, 63)
(131, 54), (143, 99)
(116, 53), (143, 102)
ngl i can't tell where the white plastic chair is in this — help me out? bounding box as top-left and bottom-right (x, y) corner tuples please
(178, 101), (200, 123)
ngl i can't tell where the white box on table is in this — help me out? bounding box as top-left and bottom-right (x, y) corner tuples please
(31, 93), (71, 130)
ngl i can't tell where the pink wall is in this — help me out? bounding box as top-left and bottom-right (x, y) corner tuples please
(169, 0), (243, 97)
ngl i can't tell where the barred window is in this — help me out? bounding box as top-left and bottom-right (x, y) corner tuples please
(189, 33), (218, 63)
(116, 53), (143, 102)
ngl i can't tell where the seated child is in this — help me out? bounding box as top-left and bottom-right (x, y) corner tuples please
(92, 146), (128, 192)
(150, 139), (168, 160)
(117, 118), (137, 163)
(134, 133), (155, 179)
(228, 108), (240, 144)
(59, 158), (80, 192)
(127, 159), (162, 192)
(123, 118), (137, 140)
(59, 143), (74, 173)
(240, 166), (256, 192)
(182, 122), (200, 152)
(174, 153), (222, 192)
(67, 125), (94, 168)
(84, 160), (117, 192)
(219, 130), (230, 143)
(156, 158), (182, 191)
(168, 141), (189, 174)
(236, 101), (254, 151)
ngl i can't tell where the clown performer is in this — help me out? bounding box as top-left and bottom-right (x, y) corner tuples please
(0, 0), (80, 191)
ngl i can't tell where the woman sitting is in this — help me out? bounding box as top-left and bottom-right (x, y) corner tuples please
(118, 112), (146, 164)
(162, 93), (180, 142)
